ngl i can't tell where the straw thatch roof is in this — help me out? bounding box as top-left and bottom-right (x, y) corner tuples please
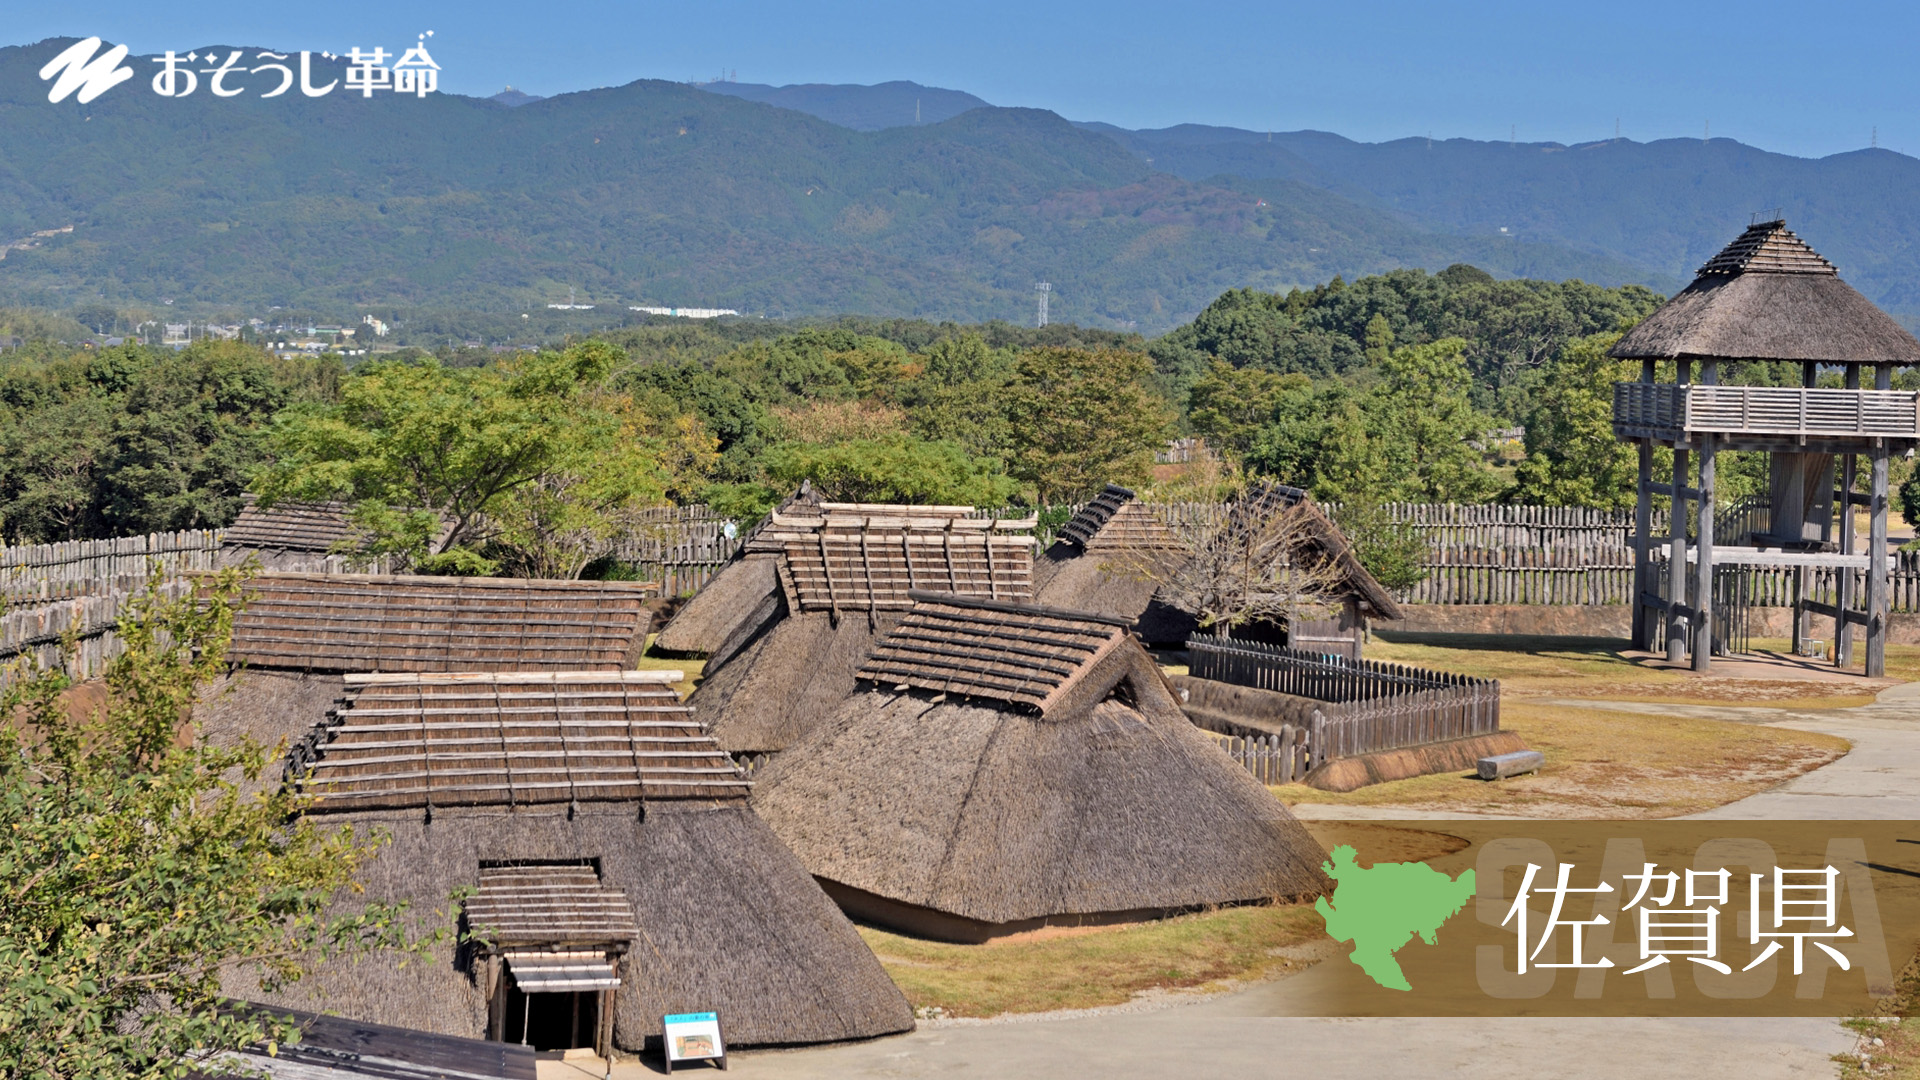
(1033, 484), (1198, 643)
(1227, 483), (1402, 622)
(1032, 482), (1400, 643)
(223, 498), (365, 553)
(751, 595), (1329, 942)
(226, 573), (653, 673)
(289, 672), (751, 812)
(1611, 220), (1920, 365)
(654, 488), (1036, 655)
(652, 485), (821, 656)
(214, 668), (914, 1050)
(681, 504), (1037, 753)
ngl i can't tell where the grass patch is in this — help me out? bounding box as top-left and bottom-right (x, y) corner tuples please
(1275, 701), (1850, 817)
(859, 904), (1326, 1018)
(633, 634), (706, 698)
(1839, 947), (1920, 1077)
(1369, 632), (1891, 706)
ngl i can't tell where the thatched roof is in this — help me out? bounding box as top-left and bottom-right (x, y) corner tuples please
(1033, 485), (1197, 642)
(226, 804), (915, 1049)
(678, 503), (1038, 752)
(656, 488), (1035, 656)
(1229, 483), (1403, 621)
(689, 606), (906, 754)
(464, 865), (643, 950)
(222, 498), (365, 553)
(289, 671), (749, 812)
(1033, 482), (1400, 634)
(227, 573), (653, 673)
(751, 596), (1328, 940)
(859, 593), (1134, 714)
(1053, 484), (1182, 551)
(1611, 221), (1920, 365)
(209, 666), (914, 1050)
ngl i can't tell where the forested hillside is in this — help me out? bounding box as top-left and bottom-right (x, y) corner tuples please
(0, 39), (1649, 331)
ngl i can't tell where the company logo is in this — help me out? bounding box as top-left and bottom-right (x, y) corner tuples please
(38, 37), (135, 104)
(38, 33), (440, 104)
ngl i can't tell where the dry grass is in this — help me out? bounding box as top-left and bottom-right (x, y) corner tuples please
(1839, 947), (1920, 1078)
(1274, 701), (1848, 817)
(1368, 632), (1885, 707)
(632, 634), (706, 698)
(859, 903), (1327, 1018)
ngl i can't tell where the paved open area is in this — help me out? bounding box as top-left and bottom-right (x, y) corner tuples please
(544, 1013), (1855, 1079)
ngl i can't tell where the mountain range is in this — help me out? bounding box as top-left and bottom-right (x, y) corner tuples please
(3, 40), (1917, 332)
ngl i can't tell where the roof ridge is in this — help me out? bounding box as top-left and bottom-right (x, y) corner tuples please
(1696, 220), (1837, 277)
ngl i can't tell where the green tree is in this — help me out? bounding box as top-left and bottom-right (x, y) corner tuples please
(1004, 347), (1174, 504)
(1187, 362), (1301, 462)
(762, 435), (1018, 505)
(901, 335), (1016, 460)
(0, 569), (417, 1076)
(257, 342), (695, 574)
(1511, 332), (1641, 509)
(1366, 338), (1500, 503)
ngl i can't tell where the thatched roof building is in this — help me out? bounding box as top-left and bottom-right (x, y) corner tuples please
(1611, 220), (1920, 365)
(220, 498), (368, 572)
(1226, 482), (1402, 623)
(228, 573), (654, 673)
(1032, 484), (1198, 644)
(219, 670), (913, 1054)
(681, 503), (1037, 753)
(651, 484), (822, 657)
(1035, 482), (1401, 654)
(750, 594), (1329, 943)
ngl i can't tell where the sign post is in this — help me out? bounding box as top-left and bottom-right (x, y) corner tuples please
(661, 1012), (726, 1073)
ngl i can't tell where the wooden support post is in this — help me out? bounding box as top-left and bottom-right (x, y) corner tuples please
(1790, 359), (1818, 658)
(1668, 443), (1691, 663)
(1838, 366), (1860, 667)
(1869, 361), (1893, 677)
(1634, 440), (1653, 648)
(1695, 432), (1716, 669)
(1666, 360), (1692, 663)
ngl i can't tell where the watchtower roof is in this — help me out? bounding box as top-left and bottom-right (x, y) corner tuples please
(1611, 221), (1920, 366)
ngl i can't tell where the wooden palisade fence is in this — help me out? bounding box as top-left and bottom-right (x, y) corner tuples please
(1186, 636), (1501, 773)
(0, 580), (196, 686)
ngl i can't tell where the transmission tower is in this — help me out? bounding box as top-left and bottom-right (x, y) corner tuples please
(1034, 282), (1051, 328)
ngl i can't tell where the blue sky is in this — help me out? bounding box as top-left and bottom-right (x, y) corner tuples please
(10, 0), (1916, 158)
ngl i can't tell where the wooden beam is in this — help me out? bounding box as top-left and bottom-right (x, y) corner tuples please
(1646, 482), (1704, 500)
(1802, 600), (1870, 629)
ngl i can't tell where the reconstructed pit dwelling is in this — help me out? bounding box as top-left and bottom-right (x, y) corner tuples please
(750, 593), (1330, 943)
(200, 572), (912, 1057)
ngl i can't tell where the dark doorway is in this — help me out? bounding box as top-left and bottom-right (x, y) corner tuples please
(501, 984), (599, 1050)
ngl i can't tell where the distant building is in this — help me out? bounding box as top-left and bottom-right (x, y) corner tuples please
(629, 305), (738, 318)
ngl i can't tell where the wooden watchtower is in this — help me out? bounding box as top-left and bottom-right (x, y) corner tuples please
(1610, 220), (1920, 676)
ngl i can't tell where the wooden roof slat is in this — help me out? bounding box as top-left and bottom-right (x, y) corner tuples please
(855, 596), (1128, 712)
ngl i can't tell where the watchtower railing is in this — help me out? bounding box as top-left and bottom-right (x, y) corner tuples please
(1613, 383), (1920, 441)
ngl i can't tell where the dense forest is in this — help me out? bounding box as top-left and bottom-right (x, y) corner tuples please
(8, 265), (1913, 569)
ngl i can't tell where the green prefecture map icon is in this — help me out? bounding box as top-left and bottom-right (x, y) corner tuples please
(1314, 845), (1477, 991)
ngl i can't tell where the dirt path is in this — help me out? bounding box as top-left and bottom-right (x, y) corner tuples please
(558, 1010), (1852, 1080)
